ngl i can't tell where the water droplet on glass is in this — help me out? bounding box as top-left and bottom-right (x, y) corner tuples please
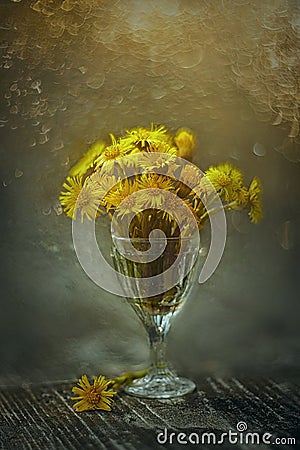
(277, 220), (294, 250)
(288, 120), (299, 138)
(42, 207), (52, 216)
(78, 66), (87, 74)
(199, 247), (208, 257)
(10, 82), (18, 92)
(31, 1), (42, 12)
(170, 78), (185, 91)
(86, 73), (105, 89)
(54, 140), (64, 150)
(151, 85), (167, 100)
(10, 105), (19, 114)
(31, 79), (42, 94)
(272, 112), (283, 125)
(29, 137), (37, 147)
(61, 0), (75, 11)
(3, 60), (13, 69)
(15, 168), (23, 178)
(281, 138), (300, 162)
(231, 211), (252, 234)
(253, 142), (266, 157)
(53, 201), (63, 215)
(61, 156), (70, 167)
(172, 47), (203, 69)
(39, 134), (49, 145)
(111, 95), (124, 106)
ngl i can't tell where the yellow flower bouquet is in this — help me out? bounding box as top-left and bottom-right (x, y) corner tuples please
(60, 124), (262, 400)
(60, 124), (262, 230)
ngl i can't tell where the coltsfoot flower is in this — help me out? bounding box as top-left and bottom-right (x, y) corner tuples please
(94, 134), (133, 170)
(204, 162), (244, 202)
(248, 176), (263, 223)
(71, 375), (117, 412)
(59, 175), (103, 221)
(174, 128), (196, 161)
(122, 124), (171, 151)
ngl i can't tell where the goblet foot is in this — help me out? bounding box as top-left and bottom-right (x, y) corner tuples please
(124, 367), (196, 399)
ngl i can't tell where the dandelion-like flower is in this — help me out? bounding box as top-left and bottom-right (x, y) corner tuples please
(105, 178), (140, 217)
(59, 176), (103, 221)
(71, 375), (117, 412)
(75, 182), (103, 222)
(122, 124), (171, 151)
(69, 141), (106, 177)
(95, 134), (133, 171)
(59, 176), (84, 219)
(137, 142), (177, 170)
(60, 126), (262, 232)
(174, 128), (196, 161)
(204, 162), (244, 202)
(136, 173), (175, 209)
(248, 177), (263, 223)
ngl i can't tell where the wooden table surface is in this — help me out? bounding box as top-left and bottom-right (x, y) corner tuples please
(0, 378), (299, 449)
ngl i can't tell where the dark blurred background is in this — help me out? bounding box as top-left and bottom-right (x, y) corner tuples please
(0, 0), (299, 385)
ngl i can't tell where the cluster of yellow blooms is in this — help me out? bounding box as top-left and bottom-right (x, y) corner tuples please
(60, 124), (263, 233)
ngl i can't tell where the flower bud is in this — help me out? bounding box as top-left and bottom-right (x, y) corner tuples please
(174, 128), (196, 161)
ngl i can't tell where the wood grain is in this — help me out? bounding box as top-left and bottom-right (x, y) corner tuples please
(0, 378), (299, 449)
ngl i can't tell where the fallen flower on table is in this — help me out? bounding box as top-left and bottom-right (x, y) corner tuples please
(71, 369), (149, 412)
(71, 375), (117, 412)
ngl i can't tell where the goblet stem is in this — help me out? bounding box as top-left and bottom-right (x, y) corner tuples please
(124, 308), (196, 398)
(147, 314), (172, 370)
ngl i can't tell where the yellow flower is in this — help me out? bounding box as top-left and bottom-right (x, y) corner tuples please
(94, 134), (133, 171)
(59, 176), (102, 221)
(248, 177), (263, 223)
(75, 182), (103, 222)
(59, 176), (83, 219)
(71, 375), (117, 412)
(86, 171), (117, 199)
(122, 124), (171, 151)
(137, 141), (177, 170)
(136, 173), (175, 209)
(137, 173), (174, 191)
(69, 141), (106, 177)
(204, 162), (244, 202)
(104, 178), (140, 217)
(174, 128), (196, 161)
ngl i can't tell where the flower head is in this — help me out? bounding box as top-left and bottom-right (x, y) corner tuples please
(137, 142), (177, 170)
(135, 174), (175, 209)
(248, 177), (263, 223)
(122, 124), (171, 151)
(204, 162), (244, 202)
(69, 141), (106, 177)
(71, 375), (117, 412)
(174, 128), (196, 161)
(104, 178), (139, 216)
(59, 176), (83, 219)
(59, 176), (103, 221)
(95, 134), (133, 171)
